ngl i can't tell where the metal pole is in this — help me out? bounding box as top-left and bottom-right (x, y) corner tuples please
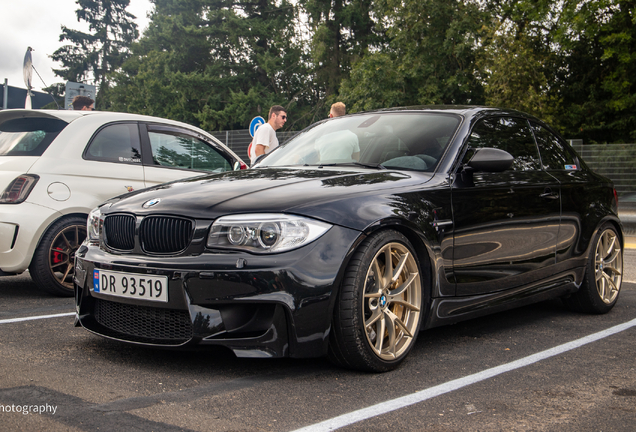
(3, 79), (8, 110)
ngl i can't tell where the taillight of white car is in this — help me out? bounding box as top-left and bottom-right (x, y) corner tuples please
(0, 174), (40, 204)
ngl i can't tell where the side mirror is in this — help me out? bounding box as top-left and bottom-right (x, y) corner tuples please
(467, 147), (514, 172)
(233, 161), (241, 171)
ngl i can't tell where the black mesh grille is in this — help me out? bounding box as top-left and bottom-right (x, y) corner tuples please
(104, 215), (135, 250)
(94, 299), (193, 344)
(140, 216), (193, 253)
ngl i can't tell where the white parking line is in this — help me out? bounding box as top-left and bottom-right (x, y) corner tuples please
(0, 312), (75, 325)
(293, 317), (636, 432)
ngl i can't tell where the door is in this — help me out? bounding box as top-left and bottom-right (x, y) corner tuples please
(451, 116), (561, 296)
(74, 122), (146, 200)
(530, 121), (594, 264)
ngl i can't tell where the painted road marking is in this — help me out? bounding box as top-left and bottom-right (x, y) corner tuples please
(0, 312), (75, 325)
(293, 317), (636, 432)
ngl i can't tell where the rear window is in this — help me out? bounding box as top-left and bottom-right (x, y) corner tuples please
(0, 117), (68, 156)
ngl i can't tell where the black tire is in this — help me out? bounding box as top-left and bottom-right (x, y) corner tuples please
(29, 216), (87, 297)
(328, 230), (425, 372)
(564, 223), (623, 314)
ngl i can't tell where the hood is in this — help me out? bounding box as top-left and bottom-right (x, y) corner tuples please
(104, 168), (431, 225)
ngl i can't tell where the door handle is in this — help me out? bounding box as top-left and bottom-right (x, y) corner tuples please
(540, 188), (559, 200)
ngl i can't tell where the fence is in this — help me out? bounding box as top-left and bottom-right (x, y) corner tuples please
(570, 143), (636, 199)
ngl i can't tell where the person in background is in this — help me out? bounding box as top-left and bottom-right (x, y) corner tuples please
(72, 95), (94, 111)
(316, 102), (360, 161)
(329, 101), (346, 118)
(250, 105), (287, 165)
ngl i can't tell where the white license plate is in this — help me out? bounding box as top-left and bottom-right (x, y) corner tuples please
(93, 269), (168, 302)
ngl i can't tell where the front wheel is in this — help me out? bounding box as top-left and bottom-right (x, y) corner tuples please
(328, 230), (425, 372)
(564, 223), (623, 314)
(29, 216), (87, 297)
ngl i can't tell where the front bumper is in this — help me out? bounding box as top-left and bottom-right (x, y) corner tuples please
(74, 225), (362, 358)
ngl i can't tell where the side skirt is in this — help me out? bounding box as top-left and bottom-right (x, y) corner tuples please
(423, 267), (585, 329)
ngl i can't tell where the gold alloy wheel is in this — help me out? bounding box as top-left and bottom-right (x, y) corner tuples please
(363, 242), (421, 360)
(594, 228), (623, 304)
(48, 224), (86, 290)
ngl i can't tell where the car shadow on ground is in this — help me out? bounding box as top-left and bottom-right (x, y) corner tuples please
(0, 272), (57, 299)
(76, 294), (615, 378)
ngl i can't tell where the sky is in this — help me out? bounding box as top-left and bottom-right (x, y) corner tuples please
(0, 0), (153, 92)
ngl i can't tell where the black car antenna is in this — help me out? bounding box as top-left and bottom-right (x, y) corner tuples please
(31, 61), (62, 110)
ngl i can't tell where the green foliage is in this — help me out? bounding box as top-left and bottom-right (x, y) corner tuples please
(40, 83), (66, 109)
(340, 0), (488, 112)
(338, 52), (409, 112)
(477, 0), (564, 129)
(477, 0), (636, 141)
(304, 0), (379, 99)
(108, 0), (316, 130)
(51, 0), (636, 142)
(554, 0), (636, 142)
(51, 0), (139, 107)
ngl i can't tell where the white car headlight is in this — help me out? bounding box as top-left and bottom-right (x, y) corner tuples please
(87, 206), (104, 241)
(207, 214), (332, 253)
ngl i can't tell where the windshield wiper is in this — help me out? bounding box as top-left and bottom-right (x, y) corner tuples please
(317, 162), (386, 170)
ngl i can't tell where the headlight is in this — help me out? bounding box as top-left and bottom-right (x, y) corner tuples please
(87, 206), (104, 241)
(207, 214), (332, 253)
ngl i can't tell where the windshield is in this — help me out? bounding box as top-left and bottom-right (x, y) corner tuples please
(259, 112), (461, 172)
(0, 117), (68, 156)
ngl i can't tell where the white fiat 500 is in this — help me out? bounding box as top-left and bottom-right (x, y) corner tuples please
(0, 109), (246, 296)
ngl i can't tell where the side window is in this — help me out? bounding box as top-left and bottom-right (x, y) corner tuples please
(530, 122), (579, 170)
(148, 130), (232, 173)
(85, 123), (142, 164)
(463, 117), (541, 171)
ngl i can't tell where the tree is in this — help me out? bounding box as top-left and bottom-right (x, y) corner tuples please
(477, 0), (564, 128)
(96, 0), (636, 142)
(40, 83), (66, 109)
(339, 0), (488, 112)
(478, 0), (636, 142)
(555, 0), (636, 142)
(109, 0), (315, 130)
(51, 0), (139, 107)
(304, 0), (379, 100)
(108, 0), (212, 124)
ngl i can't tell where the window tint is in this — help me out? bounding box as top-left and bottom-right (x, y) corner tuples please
(530, 122), (578, 170)
(0, 118), (68, 156)
(464, 117), (540, 171)
(85, 123), (142, 164)
(148, 131), (232, 173)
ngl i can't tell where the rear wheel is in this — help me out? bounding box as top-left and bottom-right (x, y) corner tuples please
(564, 223), (622, 314)
(329, 230), (424, 372)
(30, 216), (87, 297)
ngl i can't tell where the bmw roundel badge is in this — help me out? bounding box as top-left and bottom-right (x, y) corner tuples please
(380, 294), (387, 308)
(142, 198), (161, 209)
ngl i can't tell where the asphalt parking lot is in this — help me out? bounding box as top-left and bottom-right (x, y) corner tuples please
(1, 250), (635, 431)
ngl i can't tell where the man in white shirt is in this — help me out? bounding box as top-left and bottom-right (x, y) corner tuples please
(317, 102), (360, 161)
(249, 105), (287, 165)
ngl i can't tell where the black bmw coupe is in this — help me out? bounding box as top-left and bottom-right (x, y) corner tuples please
(74, 106), (624, 372)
